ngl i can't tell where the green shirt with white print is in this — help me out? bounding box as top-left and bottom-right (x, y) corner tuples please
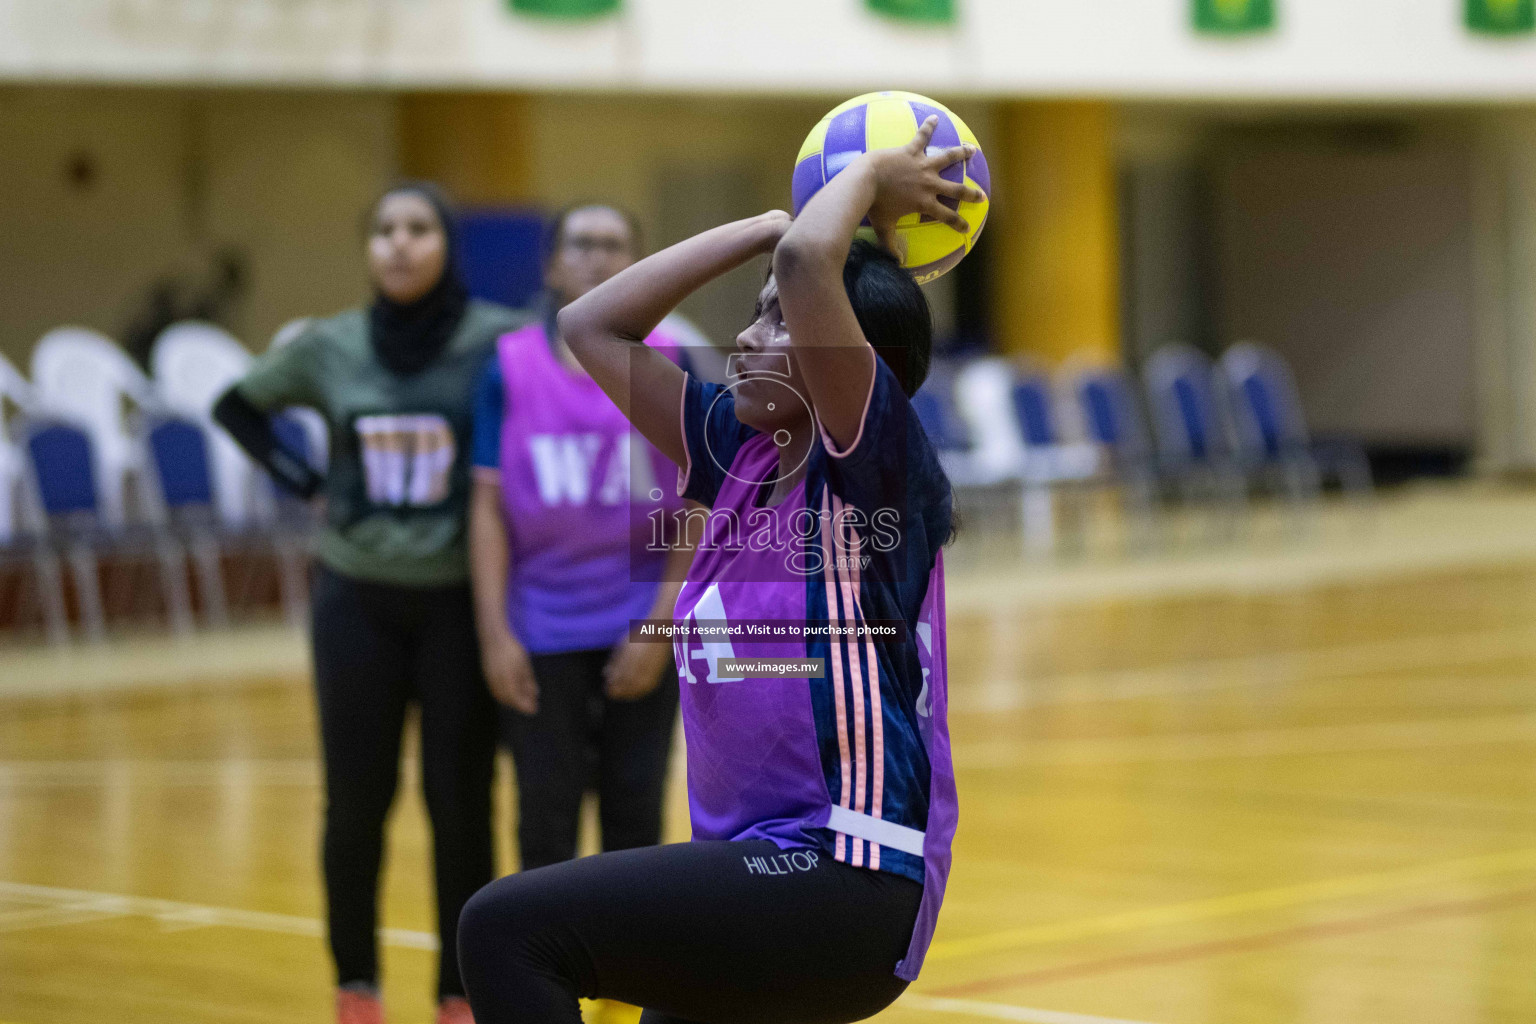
(236, 300), (525, 588)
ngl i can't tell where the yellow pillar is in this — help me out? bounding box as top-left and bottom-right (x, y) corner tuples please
(989, 101), (1121, 365)
(397, 92), (534, 205)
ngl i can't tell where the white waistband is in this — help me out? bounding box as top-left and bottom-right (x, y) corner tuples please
(826, 805), (927, 858)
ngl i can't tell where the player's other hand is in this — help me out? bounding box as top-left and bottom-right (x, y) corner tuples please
(863, 115), (984, 258)
(483, 628), (539, 715)
(604, 633), (671, 701)
(756, 210), (794, 254)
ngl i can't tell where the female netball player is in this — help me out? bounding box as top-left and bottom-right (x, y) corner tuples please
(456, 117), (973, 1024)
(469, 204), (691, 869)
(216, 183), (519, 1024)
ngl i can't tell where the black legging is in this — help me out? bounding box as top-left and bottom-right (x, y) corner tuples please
(311, 564), (497, 1000)
(457, 839), (921, 1024)
(503, 648), (679, 869)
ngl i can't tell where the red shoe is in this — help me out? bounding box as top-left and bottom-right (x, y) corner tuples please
(436, 996), (475, 1024)
(336, 986), (385, 1024)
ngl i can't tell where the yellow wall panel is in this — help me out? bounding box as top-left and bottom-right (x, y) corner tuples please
(398, 93), (534, 206)
(990, 101), (1121, 365)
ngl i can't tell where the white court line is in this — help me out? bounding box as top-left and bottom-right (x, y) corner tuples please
(0, 881), (1162, 1024)
(901, 994), (1165, 1024)
(0, 900), (128, 934)
(0, 881), (436, 949)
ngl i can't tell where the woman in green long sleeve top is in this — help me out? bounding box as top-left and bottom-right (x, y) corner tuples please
(214, 182), (522, 1024)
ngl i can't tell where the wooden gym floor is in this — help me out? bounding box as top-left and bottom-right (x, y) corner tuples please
(2, 484), (1535, 1024)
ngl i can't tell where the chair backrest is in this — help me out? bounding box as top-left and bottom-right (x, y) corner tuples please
(23, 420), (98, 518)
(1143, 343), (1232, 464)
(954, 357), (1028, 477)
(1221, 341), (1310, 460)
(275, 407), (328, 471)
(147, 416), (215, 510)
(1068, 365), (1149, 456)
(0, 431), (33, 545)
(30, 327), (157, 440)
(0, 354), (38, 485)
(911, 378), (971, 452)
(1010, 371), (1058, 447)
(271, 412), (314, 465)
(0, 349), (34, 426)
(151, 322), (252, 419)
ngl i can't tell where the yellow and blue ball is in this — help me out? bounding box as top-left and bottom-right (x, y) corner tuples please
(791, 90), (990, 285)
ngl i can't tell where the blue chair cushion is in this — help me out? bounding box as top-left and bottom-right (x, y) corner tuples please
(270, 413), (311, 464)
(1011, 379), (1056, 446)
(912, 386), (969, 451)
(1172, 376), (1209, 460)
(149, 418), (214, 508)
(27, 423), (97, 515)
(1081, 377), (1121, 447)
(1242, 375), (1284, 459)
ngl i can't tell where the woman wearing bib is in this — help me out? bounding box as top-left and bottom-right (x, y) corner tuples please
(468, 204), (690, 873)
(458, 120), (973, 1024)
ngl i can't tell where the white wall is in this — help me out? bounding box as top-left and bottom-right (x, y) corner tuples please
(0, 87), (396, 362)
(1, 0), (1533, 99)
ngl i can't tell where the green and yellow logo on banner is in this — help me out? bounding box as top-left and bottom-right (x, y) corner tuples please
(867, 0), (956, 24)
(510, 0), (619, 18)
(1466, 0), (1535, 34)
(1193, 0), (1275, 34)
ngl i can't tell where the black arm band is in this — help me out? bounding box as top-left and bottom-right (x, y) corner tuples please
(211, 387), (324, 500)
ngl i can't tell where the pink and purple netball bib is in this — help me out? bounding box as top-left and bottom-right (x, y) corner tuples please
(491, 323), (685, 654)
(671, 362), (957, 981)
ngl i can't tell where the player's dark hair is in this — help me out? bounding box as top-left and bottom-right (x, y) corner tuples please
(544, 203), (644, 266)
(842, 239), (933, 398)
(842, 240), (957, 544)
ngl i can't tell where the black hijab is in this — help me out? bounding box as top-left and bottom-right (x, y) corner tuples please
(367, 182), (469, 376)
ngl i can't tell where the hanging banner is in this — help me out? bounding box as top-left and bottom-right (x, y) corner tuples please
(867, 0), (957, 24)
(1192, 0), (1275, 35)
(1466, 0), (1535, 34)
(510, 0), (620, 18)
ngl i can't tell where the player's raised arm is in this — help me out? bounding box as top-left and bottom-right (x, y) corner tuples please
(772, 115), (982, 452)
(558, 212), (791, 468)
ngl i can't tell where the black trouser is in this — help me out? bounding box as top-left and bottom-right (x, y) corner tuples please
(310, 564), (497, 1000)
(502, 648), (679, 869)
(458, 840), (922, 1024)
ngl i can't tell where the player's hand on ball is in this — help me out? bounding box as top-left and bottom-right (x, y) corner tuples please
(604, 633), (669, 702)
(865, 115), (984, 258)
(484, 628), (539, 715)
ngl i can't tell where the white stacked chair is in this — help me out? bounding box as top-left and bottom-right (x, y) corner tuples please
(151, 321), (267, 628)
(29, 327), (161, 530)
(951, 357), (1100, 555)
(152, 322), (259, 528)
(0, 352), (68, 643)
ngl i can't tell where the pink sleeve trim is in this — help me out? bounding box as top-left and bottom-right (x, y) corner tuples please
(676, 373), (692, 498)
(818, 357), (878, 460)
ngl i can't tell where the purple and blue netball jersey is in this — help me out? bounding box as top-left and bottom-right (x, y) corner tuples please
(673, 359), (958, 980)
(471, 323), (685, 654)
